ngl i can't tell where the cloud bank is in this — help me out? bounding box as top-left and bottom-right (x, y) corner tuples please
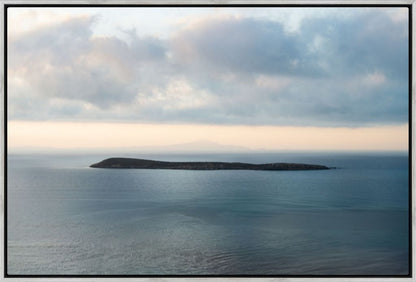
(8, 8), (409, 127)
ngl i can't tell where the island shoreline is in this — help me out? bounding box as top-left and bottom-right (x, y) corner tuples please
(90, 157), (330, 171)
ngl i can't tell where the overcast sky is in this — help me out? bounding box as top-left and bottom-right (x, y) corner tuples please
(7, 7), (409, 151)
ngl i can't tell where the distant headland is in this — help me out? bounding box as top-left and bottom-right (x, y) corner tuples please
(90, 157), (330, 171)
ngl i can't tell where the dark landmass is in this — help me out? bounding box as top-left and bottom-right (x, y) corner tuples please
(90, 157), (330, 171)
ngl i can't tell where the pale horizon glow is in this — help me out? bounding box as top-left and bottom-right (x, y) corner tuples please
(8, 121), (408, 152)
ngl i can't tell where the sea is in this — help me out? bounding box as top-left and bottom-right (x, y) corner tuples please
(7, 152), (410, 275)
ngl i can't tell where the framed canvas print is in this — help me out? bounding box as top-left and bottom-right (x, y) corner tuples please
(4, 2), (412, 278)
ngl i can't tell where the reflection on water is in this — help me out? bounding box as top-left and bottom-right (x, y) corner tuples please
(7, 153), (409, 275)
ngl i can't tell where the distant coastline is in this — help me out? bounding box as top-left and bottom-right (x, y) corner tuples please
(90, 157), (330, 171)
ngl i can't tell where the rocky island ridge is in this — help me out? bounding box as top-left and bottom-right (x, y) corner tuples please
(90, 157), (330, 171)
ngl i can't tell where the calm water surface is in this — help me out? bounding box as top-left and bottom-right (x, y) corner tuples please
(7, 152), (409, 275)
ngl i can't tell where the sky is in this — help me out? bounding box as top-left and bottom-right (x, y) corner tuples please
(7, 7), (409, 152)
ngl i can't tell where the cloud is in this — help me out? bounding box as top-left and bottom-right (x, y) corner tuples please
(9, 15), (167, 113)
(8, 8), (409, 127)
(171, 15), (326, 77)
(362, 71), (386, 87)
(298, 10), (408, 80)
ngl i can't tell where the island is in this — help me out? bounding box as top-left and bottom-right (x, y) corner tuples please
(90, 157), (330, 170)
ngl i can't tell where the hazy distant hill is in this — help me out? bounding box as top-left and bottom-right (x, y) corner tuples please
(137, 140), (250, 153)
